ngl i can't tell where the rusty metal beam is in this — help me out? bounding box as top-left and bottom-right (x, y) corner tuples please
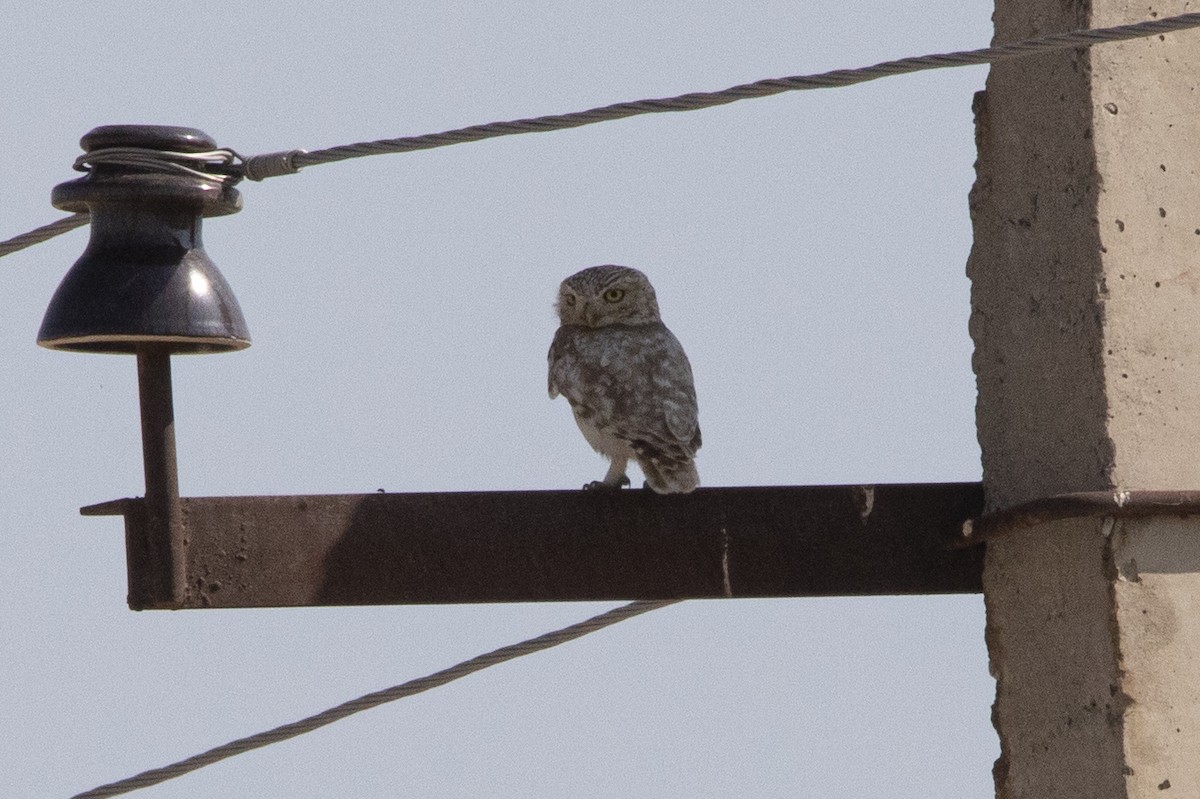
(83, 483), (985, 610)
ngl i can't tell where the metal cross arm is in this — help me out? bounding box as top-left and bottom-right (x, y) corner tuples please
(36, 125), (984, 610)
(83, 483), (986, 610)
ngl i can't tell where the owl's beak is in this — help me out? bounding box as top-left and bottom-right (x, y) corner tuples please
(582, 302), (597, 326)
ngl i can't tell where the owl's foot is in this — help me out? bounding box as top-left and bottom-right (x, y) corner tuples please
(583, 474), (631, 491)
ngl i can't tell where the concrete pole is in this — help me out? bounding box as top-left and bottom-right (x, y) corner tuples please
(968, 2), (1200, 796)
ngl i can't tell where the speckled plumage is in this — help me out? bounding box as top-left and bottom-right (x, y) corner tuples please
(548, 265), (701, 493)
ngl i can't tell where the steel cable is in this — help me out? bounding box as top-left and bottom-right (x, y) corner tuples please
(71, 600), (679, 798)
(4, 12), (1199, 259)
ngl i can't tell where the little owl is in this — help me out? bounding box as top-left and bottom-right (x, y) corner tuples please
(548, 265), (701, 493)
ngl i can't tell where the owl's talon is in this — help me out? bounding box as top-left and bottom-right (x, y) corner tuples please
(582, 476), (629, 492)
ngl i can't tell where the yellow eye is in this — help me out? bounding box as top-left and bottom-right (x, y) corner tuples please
(563, 294), (576, 307)
(603, 288), (625, 303)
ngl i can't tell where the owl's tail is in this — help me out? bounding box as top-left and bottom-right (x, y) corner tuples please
(638, 455), (699, 494)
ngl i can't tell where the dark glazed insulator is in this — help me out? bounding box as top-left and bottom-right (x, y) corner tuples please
(38, 124), (250, 354)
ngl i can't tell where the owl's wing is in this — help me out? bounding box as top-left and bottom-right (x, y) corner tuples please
(662, 397), (698, 445)
(652, 331), (701, 453)
(547, 326), (578, 400)
(548, 323), (701, 455)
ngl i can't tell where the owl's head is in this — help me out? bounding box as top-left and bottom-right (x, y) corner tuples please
(556, 265), (662, 327)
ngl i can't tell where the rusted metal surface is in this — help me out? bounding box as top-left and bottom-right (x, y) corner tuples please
(84, 483), (985, 609)
(131, 348), (186, 608)
(962, 489), (1200, 544)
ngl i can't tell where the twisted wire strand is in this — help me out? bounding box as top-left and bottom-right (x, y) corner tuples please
(289, 11), (1200, 169)
(0, 213), (89, 258)
(71, 599), (679, 799)
(4, 11), (1200, 258)
(73, 147), (241, 183)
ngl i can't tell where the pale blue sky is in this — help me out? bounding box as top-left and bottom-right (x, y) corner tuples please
(3, 2), (994, 796)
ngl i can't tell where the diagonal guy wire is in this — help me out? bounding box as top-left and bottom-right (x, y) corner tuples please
(70, 599), (679, 799)
(0, 213), (89, 257)
(4, 11), (1200, 257)
(282, 11), (1200, 170)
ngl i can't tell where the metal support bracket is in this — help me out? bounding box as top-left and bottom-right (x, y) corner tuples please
(84, 482), (985, 609)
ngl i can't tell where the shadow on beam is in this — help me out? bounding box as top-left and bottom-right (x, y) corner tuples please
(83, 483), (985, 609)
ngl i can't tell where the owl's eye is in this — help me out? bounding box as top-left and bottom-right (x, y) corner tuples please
(603, 288), (625, 303)
(563, 294), (577, 307)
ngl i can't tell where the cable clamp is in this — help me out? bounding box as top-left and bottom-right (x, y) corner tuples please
(240, 149), (307, 181)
